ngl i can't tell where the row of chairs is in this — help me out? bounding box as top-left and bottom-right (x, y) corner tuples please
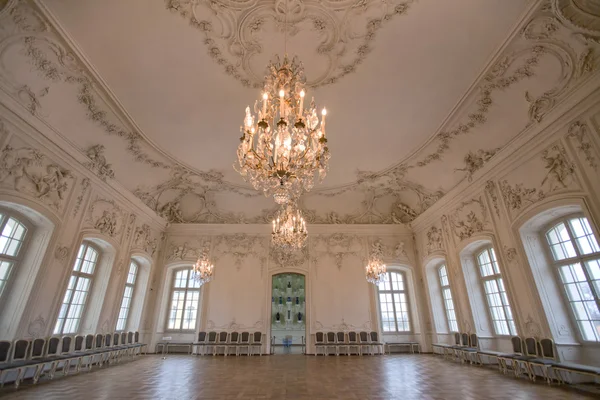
(0, 331), (146, 388)
(434, 333), (600, 384)
(194, 331), (264, 356)
(314, 331), (384, 356)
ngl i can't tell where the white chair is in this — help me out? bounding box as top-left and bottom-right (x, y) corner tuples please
(239, 332), (251, 356)
(314, 332), (325, 356)
(347, 332), (360, 355)
(214, 332), (229, 356)
(325, 332), (336, 356)
(227, 332), (240, 356)
(250, 332), (263, 356)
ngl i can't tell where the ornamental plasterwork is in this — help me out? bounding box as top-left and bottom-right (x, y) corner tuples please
(0, 0), (596, 225)
(0, 144), (73, 211)
(54, 245), (68, 261)
(132, 223), (158, 256)
(425, 225), (442, 254)
(484, 180), (501, 218)
(455, 148), (501, 182)
(552, 0), (600, 35)
(450, 197), (490, 242)
(84, 145), (115, 182)
(206, 319), (264, 332)
(164, 0), (418, 88)
(499, 142), (578, 216)
(166, 239), (211, 261)
(311, 233), (363, 270)
(212, 233), (267, 269)
(269, 245), (309, 270)
(567, 121), (598, 170)
(72, 177), (90, 217)
(313, 319), (372, 332)
(86, 197), (126, 239)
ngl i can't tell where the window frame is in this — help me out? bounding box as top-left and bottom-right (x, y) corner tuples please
(54, 241), (101, 335)
(474, 245), (517, 337)
(376, 270), (413, 334)
(0, 210), (32, 302)
(165, 267), (202, 332)
(116, 259), (139, 332)
(438, 264), (458, 333)
(541, 213), (600, 343)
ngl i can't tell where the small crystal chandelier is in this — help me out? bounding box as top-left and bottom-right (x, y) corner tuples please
(272, 202), (308, 251)
(234, 0), (330, 204)
(193, 250), (214, 286)
(365, 254), (387, 285)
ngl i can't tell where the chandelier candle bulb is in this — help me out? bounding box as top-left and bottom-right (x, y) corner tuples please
(298, 90), (305, 117)
(262, 92), (268, 117)
(279, 89), (285, 116)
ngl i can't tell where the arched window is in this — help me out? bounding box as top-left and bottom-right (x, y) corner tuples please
(0, 213), (28, 299)
(544, 215), (600, 342)
(116, 260), (138, 331)
(54, 242), (99, 335)
(476, 247), (517, 336)
(167, 268), (201, 331)
(377, 271), (411, 332)
(438, 265), (458, 332)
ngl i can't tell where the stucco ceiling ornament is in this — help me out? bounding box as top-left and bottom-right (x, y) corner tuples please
(165, 0), (418, 88)
(84, 144), (115, 182)
(455, 148), (501, 182)
(552, 0), (600, 36)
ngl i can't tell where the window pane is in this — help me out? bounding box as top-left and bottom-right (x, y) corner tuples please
(0, 260), (13, 297)
(182, 291), (200, 330)
(377, 272), (411, 333)
(127, 262), (138, 284)
(174, 270), (188, 288)
(546, 223), (577, 261)
(569, 217), (600, 255)
(0, 217), (27, 257)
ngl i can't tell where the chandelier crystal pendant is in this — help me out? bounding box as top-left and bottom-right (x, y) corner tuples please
(271, 202), (308, 251)
(235, 55), (330, 204)
(193, 250), (215, 286)
(365, 256), (387, 285)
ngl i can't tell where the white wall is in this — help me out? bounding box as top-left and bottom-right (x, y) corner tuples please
(0, 103), (165, 340)
(413, 87), (600, 364)
(148, 224), (422, 354)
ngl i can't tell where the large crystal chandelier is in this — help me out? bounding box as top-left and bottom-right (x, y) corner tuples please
(272, 202), (308, 251)
(235, 54), (330, 204)
(193, 250), (214, 286)
(365, 256), (387, 285)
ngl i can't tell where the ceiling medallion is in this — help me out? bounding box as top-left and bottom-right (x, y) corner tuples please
(193, 250), (214, 286)
(235, 54), (330, 204)
(365, 255), (387, 285)
(271, 202), (308, 251)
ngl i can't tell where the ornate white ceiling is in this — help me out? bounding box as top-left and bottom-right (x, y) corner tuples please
(0, 0), (598, 224)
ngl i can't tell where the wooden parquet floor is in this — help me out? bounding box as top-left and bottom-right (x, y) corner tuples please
(0, 354), (597, 400)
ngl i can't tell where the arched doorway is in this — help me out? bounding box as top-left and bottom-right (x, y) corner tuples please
(270, 272), (306, 354)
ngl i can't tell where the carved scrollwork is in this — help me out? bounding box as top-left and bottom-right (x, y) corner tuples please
(455, 148), (501, 182)
(552, 0), (600, 35)
(164, 0), (418, 88)
(54, 245), (69, 261)
(133, 223), (158, 256)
